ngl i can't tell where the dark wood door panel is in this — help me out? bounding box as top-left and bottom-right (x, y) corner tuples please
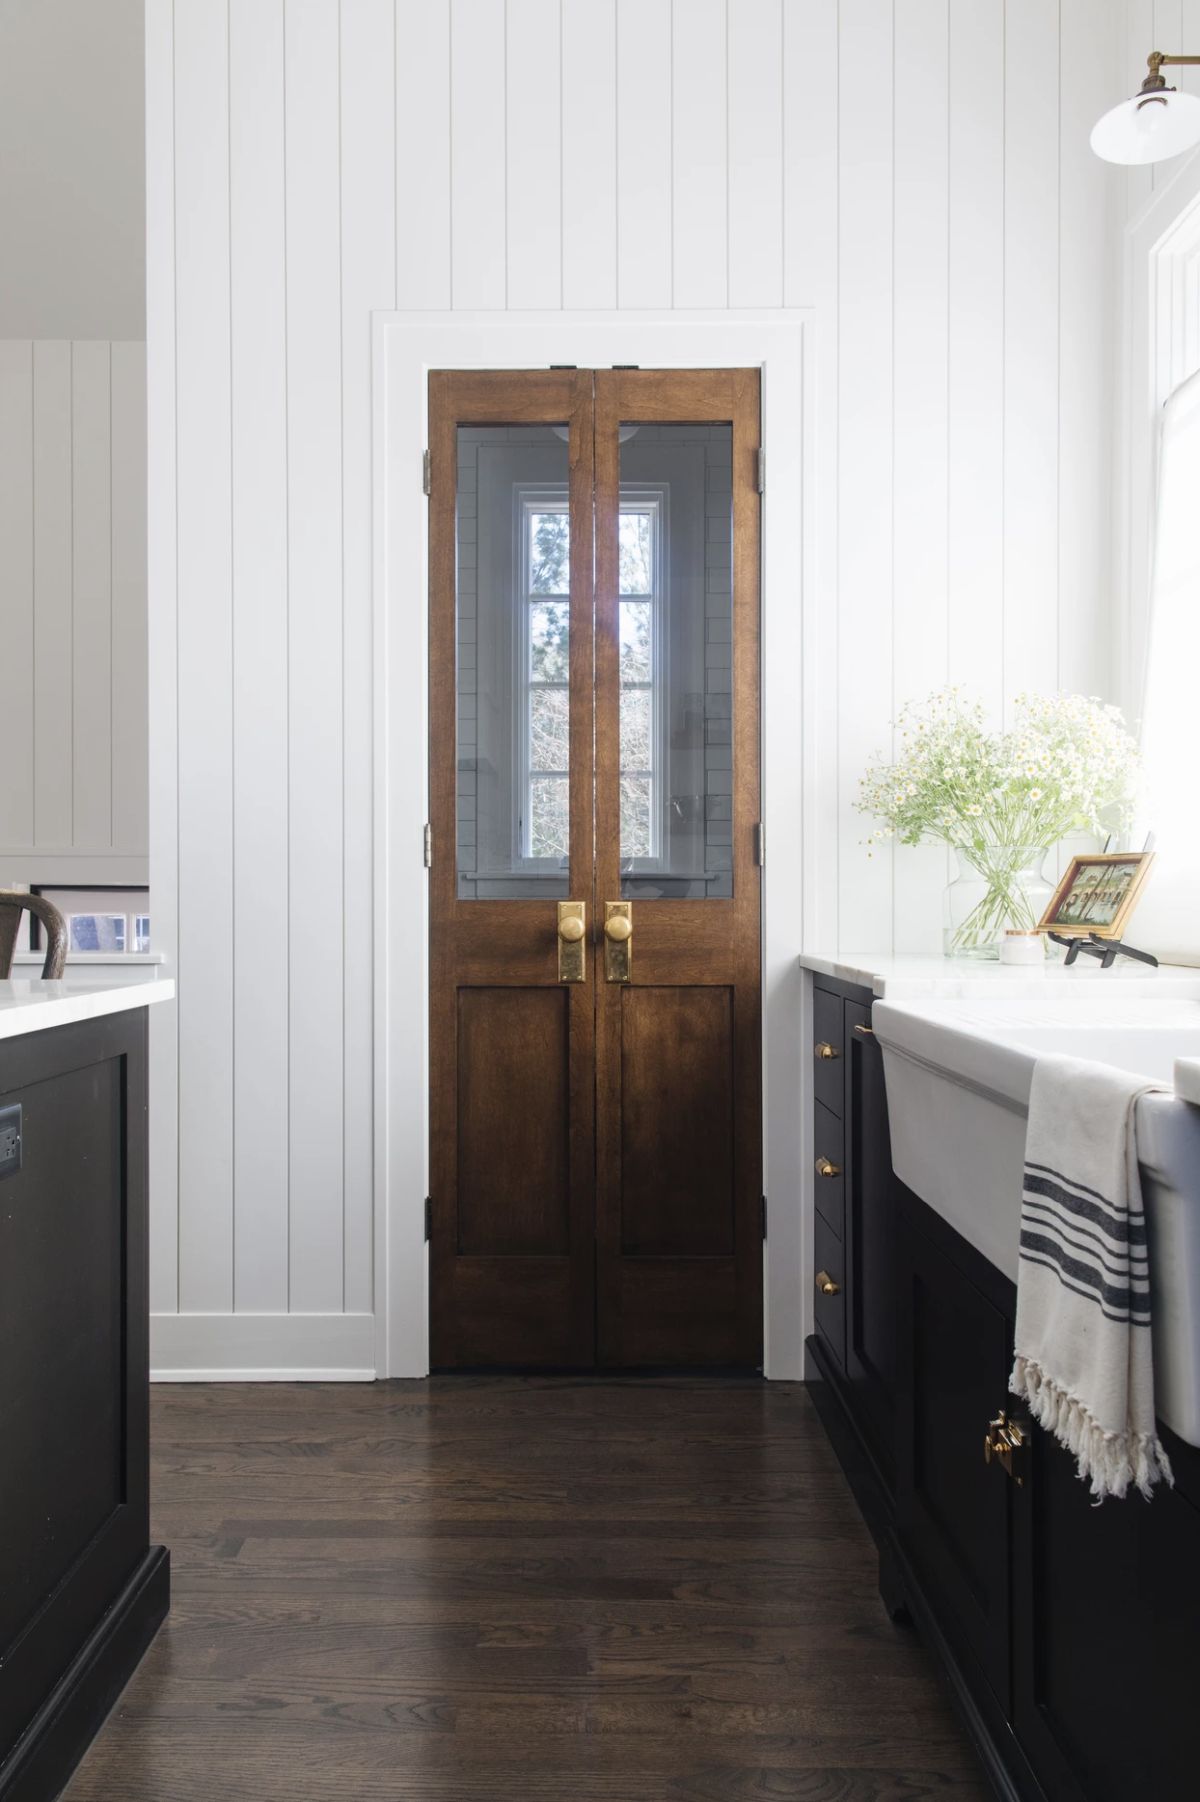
(457, 988), (570, 1257)
(619, 986), (734, 1257)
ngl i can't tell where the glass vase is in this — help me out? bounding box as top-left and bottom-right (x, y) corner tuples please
(943, 845), (1055, 961)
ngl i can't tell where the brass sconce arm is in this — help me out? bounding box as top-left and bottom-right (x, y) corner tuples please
(1144, 50), (1200, 90)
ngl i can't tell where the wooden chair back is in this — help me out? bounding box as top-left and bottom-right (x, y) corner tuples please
(0, 892), (68, 979)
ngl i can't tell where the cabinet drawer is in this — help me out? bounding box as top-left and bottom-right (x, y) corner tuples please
(813, 1211), (846, 1371)
(813, 986), (844, 1115)
(813, 1101), (844, 1239)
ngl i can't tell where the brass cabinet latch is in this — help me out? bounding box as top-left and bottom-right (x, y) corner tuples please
(557, 902), (587, 983)
(984, 1411), (1027, 1484)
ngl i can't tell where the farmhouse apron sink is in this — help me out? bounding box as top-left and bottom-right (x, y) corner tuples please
(872, 996), (1200, 1448)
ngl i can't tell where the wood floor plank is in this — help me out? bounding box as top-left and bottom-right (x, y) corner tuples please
(62, 1377), (989, 1802)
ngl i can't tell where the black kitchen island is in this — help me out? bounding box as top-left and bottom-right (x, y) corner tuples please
(0, 976), (174, 1802)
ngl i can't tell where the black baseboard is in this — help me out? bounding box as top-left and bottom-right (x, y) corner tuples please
(0, 1547), (170, 1802)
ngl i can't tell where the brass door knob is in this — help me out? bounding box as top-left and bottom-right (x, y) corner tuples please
(815, 1270), (841, 1296)
(558, 915), (585, 942)
(815, 1041), (840, 1060)
(815, 1157), (841, 1179)
(604, 914), (632, 943)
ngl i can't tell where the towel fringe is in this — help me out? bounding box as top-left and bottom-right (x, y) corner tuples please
(1011, 1354), (1174, 1502)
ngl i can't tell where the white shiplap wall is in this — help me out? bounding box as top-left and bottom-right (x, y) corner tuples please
(147, 0), (1125, 1373)
(0, 340), (148, 881)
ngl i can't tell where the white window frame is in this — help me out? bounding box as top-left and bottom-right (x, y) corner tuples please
(510, 481), (671, 873)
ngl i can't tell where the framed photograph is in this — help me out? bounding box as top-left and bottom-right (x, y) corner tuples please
(1037, 853), (1154, 940)
(28, 885), (151, 955)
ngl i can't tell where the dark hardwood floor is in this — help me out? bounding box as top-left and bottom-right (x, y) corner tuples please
(63, 1377), (989, 1801)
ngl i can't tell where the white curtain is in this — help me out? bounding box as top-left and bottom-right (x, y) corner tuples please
(1135, 366), (1200, 961)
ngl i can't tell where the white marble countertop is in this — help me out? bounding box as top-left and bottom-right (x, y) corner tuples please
(0, 974), (175, 1041)
(800, 950), (1200, 1000)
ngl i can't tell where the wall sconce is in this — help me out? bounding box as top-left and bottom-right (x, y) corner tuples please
(1091, 50), (1200, 164)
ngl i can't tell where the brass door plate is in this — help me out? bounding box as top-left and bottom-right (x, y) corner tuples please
(557, 901), (587, 983)
(604, 901), (632, 983)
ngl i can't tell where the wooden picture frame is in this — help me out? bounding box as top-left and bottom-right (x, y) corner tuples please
(1037, 852), (1154, 940)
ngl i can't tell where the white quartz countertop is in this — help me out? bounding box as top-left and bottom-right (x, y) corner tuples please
(0, 974), (175, 1040)
(800, 950), (1200, 1000)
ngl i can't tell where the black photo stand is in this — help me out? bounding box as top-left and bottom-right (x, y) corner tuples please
(1047, 931), (1158, 970)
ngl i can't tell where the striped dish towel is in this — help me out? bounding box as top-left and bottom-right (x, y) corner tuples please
(1010, 1053), (1173, 1501)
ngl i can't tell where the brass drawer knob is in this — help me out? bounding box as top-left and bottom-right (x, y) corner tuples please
(815, 1041), (840, 1061)
(815, 1270), (841, 1297)
(815, 1156), (841, 1179)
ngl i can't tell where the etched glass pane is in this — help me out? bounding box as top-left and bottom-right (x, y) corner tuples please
(619, 511), (652, 594)
(619, 601), (651, 683)
(456, 424), (570, 898)
(530, 687), (569, 773)
(529, 510), (569, 594)
(529, 776), (570, 862)
(620, 688), (652, 770)
(530, 601), (569, 682)
(619, 423), (734, 898)
(620, 773), (652, 859)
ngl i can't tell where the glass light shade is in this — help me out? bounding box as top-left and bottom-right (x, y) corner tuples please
(1090, 85), (1200, 164)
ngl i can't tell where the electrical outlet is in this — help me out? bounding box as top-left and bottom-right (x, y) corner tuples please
(0, 1103), (22, 1180)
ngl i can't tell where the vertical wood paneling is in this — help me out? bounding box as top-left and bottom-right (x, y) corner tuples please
(285, 0), (345, 1314)
(450, 0), (507, 308)
(32, 341), (73, 847)
(892, 0), (950, 953)
(230, 0), (289, 1314)
(146, 0), (1126, 1361)
(111, 343), (148, 855)
(0, 343), (34, 848)
(616, 0), (672, 307)
(146, 0), (179, 1316)
(396, 0), (451, 309)
(174, 0), (234, 1313)
(728, 0), (783, 307)
(1059, 0), (1116, 701)
(783, 0), (839, 950)
(340, 0), (396, 1314)
(562, 0), (617, 308)
(1004, 0), (1060, 707)
(506, 0), (562, 309)
(672, 0), (728, 306)
(836, 0), (894, 952)
(948, 0), (1005, 723)
(71, 341), (112, 849)
(1125, 0), (1154, 214)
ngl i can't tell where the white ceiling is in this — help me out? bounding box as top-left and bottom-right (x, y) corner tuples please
(0, 0), (144, 338)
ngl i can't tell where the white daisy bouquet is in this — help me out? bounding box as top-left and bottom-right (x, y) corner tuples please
(857, 689), (1140, 951)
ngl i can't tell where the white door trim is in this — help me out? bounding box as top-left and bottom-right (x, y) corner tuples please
(372, 311), (819, 1379)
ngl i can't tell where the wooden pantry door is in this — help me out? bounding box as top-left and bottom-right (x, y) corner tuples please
(427, 366), (763, 1369)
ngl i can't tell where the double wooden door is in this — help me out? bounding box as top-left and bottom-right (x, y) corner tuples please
(428, 367), (762, 1368)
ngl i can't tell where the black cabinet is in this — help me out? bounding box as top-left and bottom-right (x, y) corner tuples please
(805, 971), (1200, 1802)
(0, 1012), (168, 1802)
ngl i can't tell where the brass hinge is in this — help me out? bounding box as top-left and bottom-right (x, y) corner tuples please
(756, 447), (766, 494)
(754, 821), (766, 867)
(761, 1196), (768, 1240)
(424, 1197), (432, 1242)
(422, 449), (431, 496)
(423, 822), (432, 868)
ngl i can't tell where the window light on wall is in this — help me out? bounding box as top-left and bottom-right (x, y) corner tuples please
(1092, 50), (1200, 164)
(1134, 367), (1200, 958)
